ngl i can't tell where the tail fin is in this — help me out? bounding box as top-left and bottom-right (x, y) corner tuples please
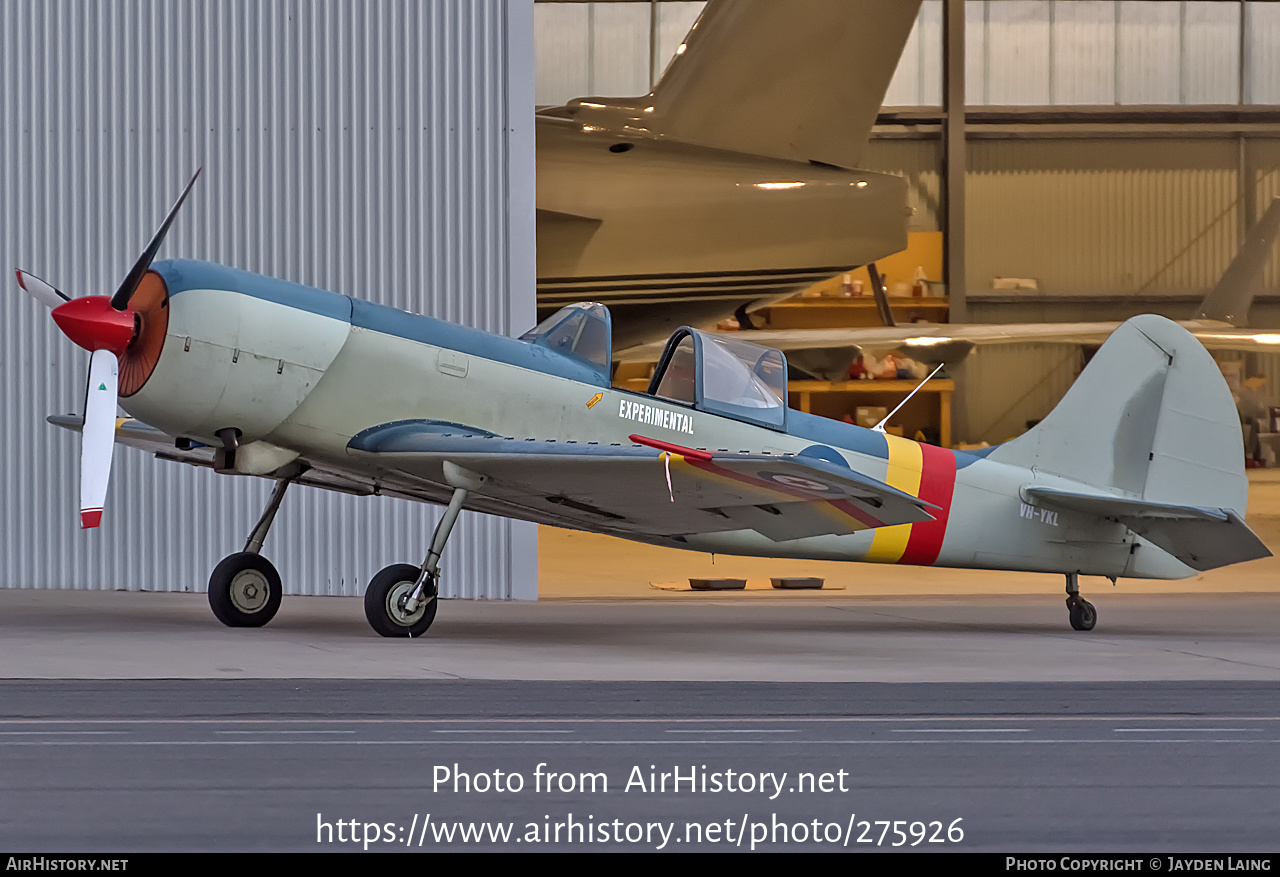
(989, 315), (1267, 570)
(1195, 197), (1280, 326)
(636, 0), (921, 169)
(991, 315), (1246, 510)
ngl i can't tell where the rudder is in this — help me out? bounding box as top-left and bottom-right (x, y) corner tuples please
(989, 314), (1248, 516)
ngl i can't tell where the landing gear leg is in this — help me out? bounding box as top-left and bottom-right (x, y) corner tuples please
(208, 477), (292, 628)
(1064, 572), (1097, 631)
(364, 485), (470, 638)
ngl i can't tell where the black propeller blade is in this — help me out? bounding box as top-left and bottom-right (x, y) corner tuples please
(109, 167), (202, 311)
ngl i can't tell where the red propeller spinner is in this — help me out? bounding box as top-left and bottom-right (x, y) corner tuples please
(51, 297), (136, 356)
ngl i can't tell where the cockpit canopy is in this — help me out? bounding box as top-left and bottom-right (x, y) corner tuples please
(520, 302), (612, 382)
(649, 328), (788, 430)
(521, 307), (789, 428)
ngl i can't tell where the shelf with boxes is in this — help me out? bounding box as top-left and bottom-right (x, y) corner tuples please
(613, 235), (955, 446)
(752, 296), (949, 330)
(789, 378), (954, 448)
(745, 233), (948, 331)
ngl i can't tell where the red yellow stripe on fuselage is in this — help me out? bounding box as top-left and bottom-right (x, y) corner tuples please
(864, 435), (957, 566)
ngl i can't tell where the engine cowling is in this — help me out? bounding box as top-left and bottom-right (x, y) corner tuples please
(120, 261), (353, 447)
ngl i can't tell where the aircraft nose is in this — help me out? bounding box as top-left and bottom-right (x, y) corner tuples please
(51, 296), (136, 355)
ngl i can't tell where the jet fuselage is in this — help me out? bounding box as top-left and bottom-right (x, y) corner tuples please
(535, 117), (909, 348)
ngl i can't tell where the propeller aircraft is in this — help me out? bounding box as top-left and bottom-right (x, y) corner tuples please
(17, 173), (1271, 637)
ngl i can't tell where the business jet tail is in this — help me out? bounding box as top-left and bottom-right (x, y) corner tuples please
(646, 0), (921, 168)
(1195, 197), (1280, 327)
(557, 1), (922, 169)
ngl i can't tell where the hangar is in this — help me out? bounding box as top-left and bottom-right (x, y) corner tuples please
(0, 0), (538, 599)
(4, 1), (1278, 602)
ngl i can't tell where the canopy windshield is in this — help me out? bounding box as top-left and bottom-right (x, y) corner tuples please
(649, 328), (787, 430)
(520, 302), (612, 380)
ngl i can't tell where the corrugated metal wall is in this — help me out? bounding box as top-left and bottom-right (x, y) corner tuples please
(534, 1), (704, 106)
(539, 1), (1279, 109)
(875, 0), (1263, 108)
(960, 137), (1280, 441)
(1246, 139), (1280, 289)
(963, 343), (1083, 446)
(862, 139), (943, 232)
(0, 0), (539, 599)
(884, 0), (943, 107)
(967, 139), (1240, 295)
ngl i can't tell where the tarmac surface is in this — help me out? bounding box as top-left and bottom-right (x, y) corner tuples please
(0, 590), (1279, 681)
(3, 680), (1280, 852)
(3, 473), (1279, 851)
(0, 591), (1277, 851)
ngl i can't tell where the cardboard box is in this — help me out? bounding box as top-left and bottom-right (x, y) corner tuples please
(855, 406), (888, 428)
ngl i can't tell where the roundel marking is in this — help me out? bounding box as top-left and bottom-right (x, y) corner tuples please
(759, 470), (841, 495)
(797, 445), (851, 469)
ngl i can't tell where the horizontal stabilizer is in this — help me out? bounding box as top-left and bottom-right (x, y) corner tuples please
(1024, 486), (1271, 571)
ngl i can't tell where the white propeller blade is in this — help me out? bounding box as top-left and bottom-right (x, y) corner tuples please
(15, 269), (69, 309)
(80, 349), (119, 529)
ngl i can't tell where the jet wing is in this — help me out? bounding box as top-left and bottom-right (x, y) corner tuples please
(347, 427), (936, 542)
(617, 321), (1280, 380)
(614, 199), (1280, 374)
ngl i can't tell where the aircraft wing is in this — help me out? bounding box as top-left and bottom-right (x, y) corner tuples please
(347, 426), (936, 542)
(48, 415), (936, 542)
(614, 197), (1280, 375)
(47, 415), (378, 497)
(618, 321), (1280, 380)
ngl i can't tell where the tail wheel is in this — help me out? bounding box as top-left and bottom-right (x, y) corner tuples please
(209, 552), (283, 628)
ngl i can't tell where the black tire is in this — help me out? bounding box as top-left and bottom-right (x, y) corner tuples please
(364, 563), (438, 638)
(1068, 598), (1097, 631)
(208, 552), (283, 628)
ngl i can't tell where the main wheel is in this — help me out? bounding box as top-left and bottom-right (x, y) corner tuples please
(364, 563), (438, 638)
(1068, 598), (1097, 631)
(208, 552), (283, 628)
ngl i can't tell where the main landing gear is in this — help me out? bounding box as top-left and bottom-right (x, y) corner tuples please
(1064, 572), (1097, 631)
(208, 477), (292, 628)
(364, 463), (485, 638)
(206, 461), (482, 638)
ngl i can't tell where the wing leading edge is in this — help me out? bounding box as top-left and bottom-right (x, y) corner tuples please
(348, 424), (936, 542)
(48, 415), (938, 543)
